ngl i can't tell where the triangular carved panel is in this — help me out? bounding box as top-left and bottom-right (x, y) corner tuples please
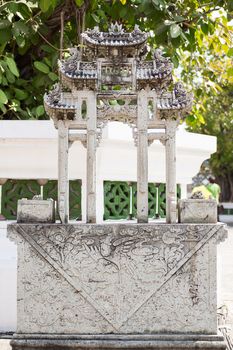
(14, 224), (221, 331)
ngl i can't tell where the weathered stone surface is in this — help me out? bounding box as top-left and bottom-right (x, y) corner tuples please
(178, 199), (217, 223)
(17, 199), (55, 223)
(7, 223), (227, 335)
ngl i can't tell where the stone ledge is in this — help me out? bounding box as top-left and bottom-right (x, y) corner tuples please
(11, 334), (226, 350)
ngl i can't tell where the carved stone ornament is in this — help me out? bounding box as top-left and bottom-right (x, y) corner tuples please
(44, 23), (193, 131)
(8, 223), (227, 335)
(82, 23), (149, 47)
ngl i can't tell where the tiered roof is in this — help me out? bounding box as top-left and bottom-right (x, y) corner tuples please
(44, 23), (192, 123)
(82, 23), (148, 47)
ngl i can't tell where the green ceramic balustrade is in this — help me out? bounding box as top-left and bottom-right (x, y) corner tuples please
(1, 179), (82, 220)
(104, 181), (181, 220)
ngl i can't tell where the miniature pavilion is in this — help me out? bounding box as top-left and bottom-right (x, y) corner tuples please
(44, 23), (192, 224)
(8, 22), (227, 350)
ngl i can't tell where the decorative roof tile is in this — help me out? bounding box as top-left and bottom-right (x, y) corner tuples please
(82, 23), (149, 47)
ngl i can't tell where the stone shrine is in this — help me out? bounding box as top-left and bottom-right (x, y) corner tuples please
(8, 23), (227, 350)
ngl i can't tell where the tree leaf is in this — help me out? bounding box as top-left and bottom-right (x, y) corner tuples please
(165, 20), (175, 26)
(227, 67), (233, 76)
(0, 20), (11, 29)
(14, 88), (28, 100)
(8, 3), (18, 14)
(6, 68), (15, 83)
(0, 29), (11, 45)
(0, 103), (7, 114)
(75, 0), (84, 6)
(174, 16), (185, 21)
(36, 105), (45, 117)
(12, 21), (29, 36)
(170, 24), (181, 38)
(5, 57), (19, 77)
(201, 22), (209, 35)
(16, 36), (26, 47)
(50, 0), (57, 9)
(34, 61), (50, 73)
(227, 48), (233, 57)
(48, 72), (58, 81)
(186, 114), (196, 123)
(39, 0), (51, 12)
(120, 0), (127, 4)
(41, 44), (56, 53)
(44, 57), (52, 67)
(91, 14), (100, 23)
(0, 89), (8, 104)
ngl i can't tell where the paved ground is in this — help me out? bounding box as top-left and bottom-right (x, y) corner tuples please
(218, 225), (233, 335)
(1, 225), (233, 350)
(0, 340), (11, 350)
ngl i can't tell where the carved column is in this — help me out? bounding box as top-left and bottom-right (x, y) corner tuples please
(137, 90), (148, 223)
(86, 91), (97, 223)
(165, 120), (177, 223)
(58, 120), (69, 223)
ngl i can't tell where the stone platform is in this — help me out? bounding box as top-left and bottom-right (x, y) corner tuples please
(10, 334), (226, 350)
(7, 223), (227, 350)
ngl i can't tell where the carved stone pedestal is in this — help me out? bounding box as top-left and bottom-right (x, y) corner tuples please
(7, 223), (227, 350)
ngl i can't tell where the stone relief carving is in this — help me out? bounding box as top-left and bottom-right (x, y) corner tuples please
(8, 223), (226, 334)
(82, 23), (148, 47)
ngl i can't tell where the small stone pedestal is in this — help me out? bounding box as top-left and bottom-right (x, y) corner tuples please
(178, 199), (217, 223)
(7, 223), (227, 350)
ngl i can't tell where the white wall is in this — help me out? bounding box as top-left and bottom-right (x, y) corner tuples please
(0, 120), (216, 222)
(0, 221), (17, 332)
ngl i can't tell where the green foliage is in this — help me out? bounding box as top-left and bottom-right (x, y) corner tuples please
(0, 89), (8, 104)
(188, 84), (233, 201)
(0, 0), (231, 120)
(0, 0), (232, 196)
(6, 57), (19, 77)
(34, 61), (50, 74)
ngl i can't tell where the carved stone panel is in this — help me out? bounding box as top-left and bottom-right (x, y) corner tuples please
(7, 223), (227, 335)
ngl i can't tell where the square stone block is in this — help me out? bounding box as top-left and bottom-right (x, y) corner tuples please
(7, 223), (227, 335)
(178, 199), (217, 223)
(17, 199), (55, 223)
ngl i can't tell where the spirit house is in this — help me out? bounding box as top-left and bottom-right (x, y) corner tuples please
(44, 23), (192, 224)
(8, 23), (227, 350)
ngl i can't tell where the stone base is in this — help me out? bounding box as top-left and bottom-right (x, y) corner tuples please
(11, 334), (226, 350)
(178, 199), (217, 223)
(17, 199), (55, 223)
(8, 223), (227, 335)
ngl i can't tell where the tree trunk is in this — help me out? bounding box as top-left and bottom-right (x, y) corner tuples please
(215, 173), (233, 202)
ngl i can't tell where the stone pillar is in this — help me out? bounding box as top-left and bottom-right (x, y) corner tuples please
(86, 92), (97, 223)
(37, 179), (48, 198)
(165, 120), (177, 223)
(137, 90), (148, 223)
(58, 120), (69, 223)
